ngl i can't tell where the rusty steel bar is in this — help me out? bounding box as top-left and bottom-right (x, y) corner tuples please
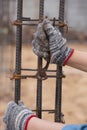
(55, 0), (65, 122)
(33, 109), (59, 113)
(22, 18), (59, 22)
(21, 68), (57, 72)
(10, 73), (65, 80)
(15, 0), (23, 103)
(36, 0), (44, 118)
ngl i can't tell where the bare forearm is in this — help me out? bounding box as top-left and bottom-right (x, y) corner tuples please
(67, 50), (87, 72)
(28, 117), (65, 130)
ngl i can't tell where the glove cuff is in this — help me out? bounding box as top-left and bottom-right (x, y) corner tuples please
(63, 49), (74, 66)
(24, 115), (37, 130)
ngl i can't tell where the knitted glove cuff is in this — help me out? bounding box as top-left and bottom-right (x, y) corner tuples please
(63, 49), (74, 66)
(15, 108), (35, 130)
(24, 115), (37, 130)
(50, 47), (74, 66)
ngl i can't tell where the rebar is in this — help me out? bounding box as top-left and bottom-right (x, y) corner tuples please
(36, 0), (44, 118)
(15, 0), (23, 103)
(55, 0), (65, 123)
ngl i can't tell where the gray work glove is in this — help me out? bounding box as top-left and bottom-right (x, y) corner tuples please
(42, 18), (74, 66)
(32, 22), (50, 62)
(3, 101), (36, 130)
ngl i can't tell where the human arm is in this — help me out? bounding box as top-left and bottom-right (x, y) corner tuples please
(3, 101), (65, 130)
(67, 50), (87, 72)
(28, 118), (87, 130)
(32, 18), (87, 72)
(42, 19), (87, 72)
(3, 101), (87, 130)
(27, 117), (65, 130)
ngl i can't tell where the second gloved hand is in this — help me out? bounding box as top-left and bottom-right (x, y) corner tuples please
(3, 101), (36, 130)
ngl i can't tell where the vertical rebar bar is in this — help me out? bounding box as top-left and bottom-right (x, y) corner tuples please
(36, 0), (44, 118)
(15, 0), (23, 103)
(59, 0), (65, 34)
(39, 0), (44, 20)
(55, 0), (65, 122)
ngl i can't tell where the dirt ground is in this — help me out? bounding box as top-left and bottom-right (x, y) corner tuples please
(0, 42), (87, 130)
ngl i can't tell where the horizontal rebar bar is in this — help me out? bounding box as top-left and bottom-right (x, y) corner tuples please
(16, 75), (64, 79)
(22, 17), (59, 22)
(32, 109), (60, 113)
(21, 68), (57, 72)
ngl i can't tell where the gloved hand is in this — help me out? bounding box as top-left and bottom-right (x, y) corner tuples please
(3, 101), (36, 130)
(42, 18), (74, 66)
(32, 18), (74, 65)
(32, 22), (50, 62)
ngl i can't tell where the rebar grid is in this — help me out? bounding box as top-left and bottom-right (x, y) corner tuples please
(14, 0), (65, 122)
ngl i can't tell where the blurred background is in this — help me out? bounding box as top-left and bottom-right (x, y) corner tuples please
(0, 0), (87, 129)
